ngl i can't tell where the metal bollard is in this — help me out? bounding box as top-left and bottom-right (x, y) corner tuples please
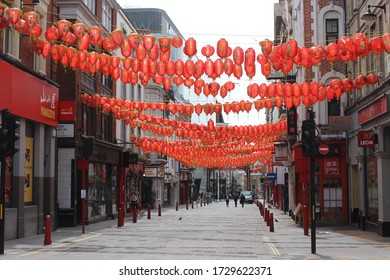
(303, 205), (309, 235)
(176, 201), (179, 211)
(270, 213), (274, 232)
(147, 206), (151, 220)
(44, 215), (52, 245)
(158, 204), (161, 216)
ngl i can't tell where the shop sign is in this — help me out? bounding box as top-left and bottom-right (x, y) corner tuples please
(0, 61), (59, 127)
(274, 145), (288, 161)
(144, 167), (157, 177)
(57, 124), (74, 138)
(59, 101), (75, 121)
(357, 130), (376, 147)
(324, 158), (339, 175)
(358, 97), (387, 125)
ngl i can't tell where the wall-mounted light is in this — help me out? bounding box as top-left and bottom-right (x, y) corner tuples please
(361, 4), (386, 21)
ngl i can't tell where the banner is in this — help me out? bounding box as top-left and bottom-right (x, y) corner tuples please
(24, 137), (34, 203)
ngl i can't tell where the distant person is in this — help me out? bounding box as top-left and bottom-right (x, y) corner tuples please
(233, 193), (239, 207)
(130, 191), (138, 210)
(226, 195), (230, 207)
(240, 194), (245, 207)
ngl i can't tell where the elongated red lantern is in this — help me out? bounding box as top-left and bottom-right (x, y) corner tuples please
(184, 37), (197, 57)
(217, 38), (229, 59)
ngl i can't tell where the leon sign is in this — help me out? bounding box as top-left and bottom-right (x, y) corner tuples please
(358, 131), (376, 147)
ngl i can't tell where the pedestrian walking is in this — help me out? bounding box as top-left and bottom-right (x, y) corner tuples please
(233, 193), (239, 207)
(130, 191), (138, 211)
(240, 194), (245, 207)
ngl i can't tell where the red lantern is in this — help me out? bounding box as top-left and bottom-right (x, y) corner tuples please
(6, 7), (22, 25)
(23, 11), (39, 29)
(369, 37), (384, 55)
(259, 83), (268, 98)
(382, 33), (390, 54)
(201, 45), (215, 58)
(261, 62), (271, 77)
(142, 34), (156, 51)
(56, 19), (71, 36)
(213, 59), (224, 78)
(172, 36), (183, 48)
(247, 84), (259, 99)
(233, 64), (243, 79)
(233, 47), (244, 64)
(184, 37), (197, 57)
(127, 33), (141, 48)
(89, 25), (103, 44)
(72, 22), (87, 39)
(110, 29), (123, 46)
(367, 73), (379, 84)
(352, 33), (369, 57)
(217, 38), (229, 58)
(158, 36), (171, 53)
(78, 33), (91, 51)
(136, 44), (147, 61)
(194, 60), (205, 78)
(61, 31), (76, 44)
(260, 39), (273, 56)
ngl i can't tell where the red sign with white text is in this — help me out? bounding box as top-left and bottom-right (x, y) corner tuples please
(0, 60), (59, 127)
(59, 101), (75, 121)
(358, 97), (387, 125)
(358, 130), (376, 147)
(324, 158), (339, 175)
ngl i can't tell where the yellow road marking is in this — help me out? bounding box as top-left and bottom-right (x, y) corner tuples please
(264, 235), (280, 256)
(19, 232), (101, 257)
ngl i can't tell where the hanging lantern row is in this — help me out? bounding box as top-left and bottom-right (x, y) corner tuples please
(0, 7), (42, 37)
(2, 8), (389, 84)
(247, 73), (379, 100)
(258, 33), (390, 76)
(130, 135), (279, 169)
(80, 72), (377, 121)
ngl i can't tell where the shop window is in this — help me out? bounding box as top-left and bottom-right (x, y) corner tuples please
(323, 178), (342, 213)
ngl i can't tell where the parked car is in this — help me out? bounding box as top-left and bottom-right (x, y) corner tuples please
(240, 191), (254, 204)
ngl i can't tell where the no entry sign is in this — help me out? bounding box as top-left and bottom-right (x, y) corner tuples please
(318, 144), (329, 155)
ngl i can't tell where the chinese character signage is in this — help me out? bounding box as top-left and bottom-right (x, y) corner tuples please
(324, 158), (339, 175)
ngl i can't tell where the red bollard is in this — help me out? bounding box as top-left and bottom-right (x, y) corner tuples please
(132, 207), (137, 223)
(303, 205), (309, 235)
(192, 201), (194, 209)
(186, 201), (188, 210)
(270, 213), (274, 232)
(44, 215), (52, 245)
(200, 199), (202, 207)
(158, 204), (161, 216)
(265, 209), (269, 225)
(118, 207), (123, 227)
(176, 201), (179, 211)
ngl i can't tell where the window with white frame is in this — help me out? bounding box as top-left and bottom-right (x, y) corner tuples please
(102, 0), (112, 32)
(85, 0), (96, 14)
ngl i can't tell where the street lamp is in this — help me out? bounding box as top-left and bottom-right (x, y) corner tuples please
(361, 5), (386, 21)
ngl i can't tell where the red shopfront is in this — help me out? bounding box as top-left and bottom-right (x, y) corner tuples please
(294, 140), (348, 226)
(0, 59), (59, 239)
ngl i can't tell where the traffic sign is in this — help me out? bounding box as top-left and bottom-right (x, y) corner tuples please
(318, 144), (329, 155)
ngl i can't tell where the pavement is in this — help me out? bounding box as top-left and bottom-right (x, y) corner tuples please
(1, 200), (390, 260)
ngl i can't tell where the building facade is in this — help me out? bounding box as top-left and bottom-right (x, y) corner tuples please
(1, 0), (58, 240)
(344, 0), (390, 236)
